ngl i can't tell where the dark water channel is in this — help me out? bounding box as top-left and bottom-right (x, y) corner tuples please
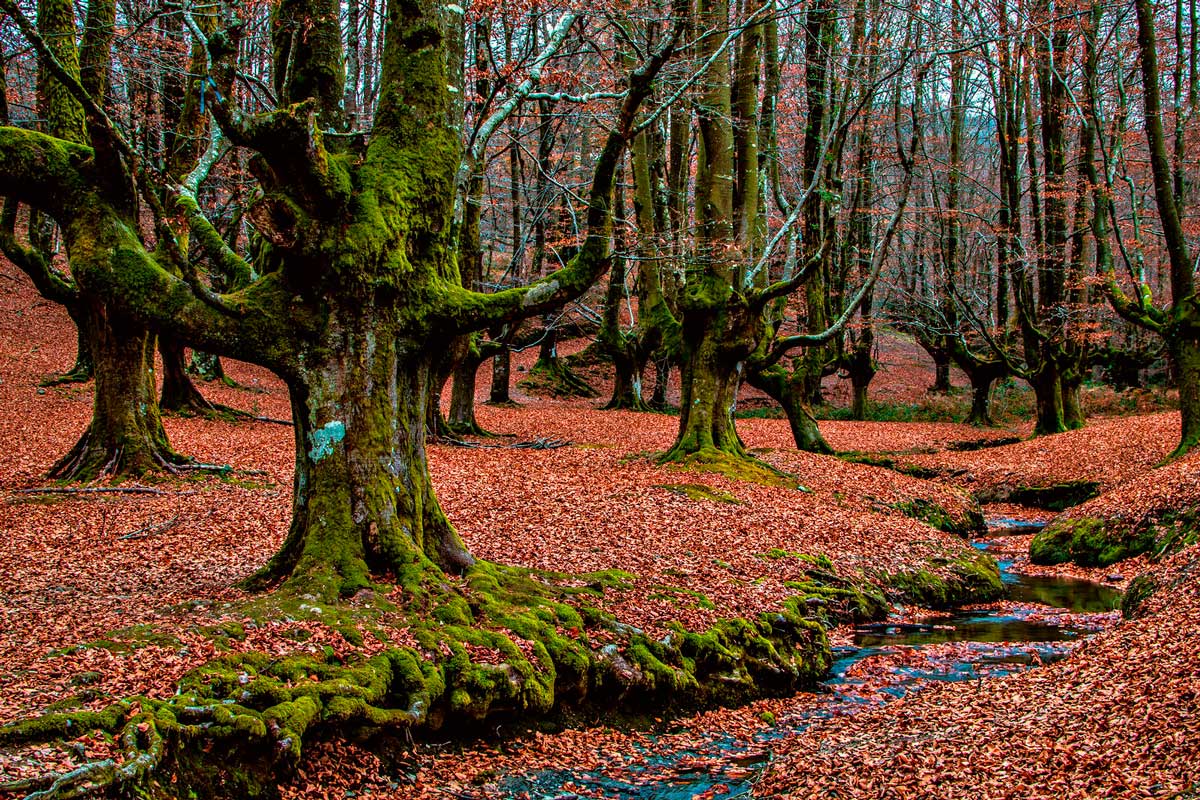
(491, 517), (1123, 799)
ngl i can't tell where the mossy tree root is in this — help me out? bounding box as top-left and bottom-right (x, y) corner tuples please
(518, 357), (599, 399)
(0, 560), (874, 800)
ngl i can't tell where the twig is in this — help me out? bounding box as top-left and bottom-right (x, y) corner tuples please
(170, 463), (271, 478)
(15, 486), (196, 496)
(252, 416), (293, 426)
(438, 437), (571, 450)
(118, 514), (181, 541)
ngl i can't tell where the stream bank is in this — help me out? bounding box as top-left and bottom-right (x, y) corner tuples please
(420, 511), (1124, 799)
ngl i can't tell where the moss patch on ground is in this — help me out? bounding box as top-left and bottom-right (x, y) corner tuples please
(655, 483), (743, 504)
(1006, 480), (1101, 511)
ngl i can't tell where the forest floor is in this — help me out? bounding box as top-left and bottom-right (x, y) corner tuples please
(0, 259), (1197, 798)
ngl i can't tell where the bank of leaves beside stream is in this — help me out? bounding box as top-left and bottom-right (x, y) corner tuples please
(756, 541), (1200, 799)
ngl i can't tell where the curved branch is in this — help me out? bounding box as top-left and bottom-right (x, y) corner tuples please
(0, 202), (75, 305)
(434, 8), (686, 334)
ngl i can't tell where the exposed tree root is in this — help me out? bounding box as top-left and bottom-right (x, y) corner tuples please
(38, 363), (93, 388)
(47, 435), (194, 483)
(0, 559), (900, 800)
(517, 358), (599, 399)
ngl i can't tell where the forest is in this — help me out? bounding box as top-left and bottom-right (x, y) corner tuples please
(0, 0), (1197, 796)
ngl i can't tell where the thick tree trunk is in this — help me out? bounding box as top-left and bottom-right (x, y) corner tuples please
(522, 322), (598, 398)
(931, 345), (952, 393)
(964, 369), (998, 427)
(846, 342), (876, 421)
(1031, 363), (1068, 435)
(747, 365), (833, 455)
(1061, 374), (1085, 430)
(650, 353), (672, 410)
(488, 346), (513, 404)
(663, 330), (746, 460)
(46, 301), (94, 384)
(1169, 335), (1200, 457)
(159, 335), (216, 413)
(50, 297), (186, 479)
(189, 350), (229, 384)
(447, 340), (493, 435)
(604, 347), (650, 411)
(256, 328), (474, 598)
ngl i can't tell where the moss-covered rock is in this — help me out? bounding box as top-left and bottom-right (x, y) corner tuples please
(890, 497), (986, 537)
(1007, 480), (1101, 511)
(885, 550), (1004, 608)
(1031, 506), (1200, 568)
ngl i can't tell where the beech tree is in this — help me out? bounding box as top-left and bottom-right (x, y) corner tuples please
(0, 0), (678, 597)
(0, 0), (193, 479)
(1093, 0), (1200, 456)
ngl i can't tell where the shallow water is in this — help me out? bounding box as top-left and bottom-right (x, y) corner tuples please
(491, 518), (1122, 799)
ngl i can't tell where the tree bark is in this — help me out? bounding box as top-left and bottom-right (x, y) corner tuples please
(1031, 362), (1067, 435)
(747, 365), (833, 454)
(488, 346), (514, 404)
(50, 296), (187, 479)
(256, 326), (474, 598)
(159, 335), (216, 413)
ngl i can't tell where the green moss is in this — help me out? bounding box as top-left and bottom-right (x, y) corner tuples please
(660, 449), (799, 489)
(836, 452), (942, 480)
(1032, 506), (1200, 568)
(648, 585), (717, 611)
(656, 483), (743, 504)
(886, 550), (1004, 608)
(891, 498), (985, 537)
(1009, 480), (1101, 511)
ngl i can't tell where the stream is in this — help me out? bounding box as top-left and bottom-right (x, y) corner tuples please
(487, 515), (1124, 799)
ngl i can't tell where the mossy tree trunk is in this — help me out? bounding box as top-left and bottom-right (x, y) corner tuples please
(159, 335), (218, 413)
(3, 0), (187, 479)
(50, 295), (188, 479)
(447, 335), (501, 435)
(661, 0), (760, 463)
(1169, 333), (1200, 456)
(1061, 372), (1085, 430)
(962, 360), (1006, 427)
(928, 342), (952, 393)
(664, 298), (756, 460)
(650, 353), (672, 409)
(1120, 0), (1200, 458)
(848, 344), (875, 420)
(747, 363), (833, 454)
(0, 0), (679, 596)
(488, 344), (514, 404)
(257, 324), (474, 598)
(1030, 362), (1067, 435)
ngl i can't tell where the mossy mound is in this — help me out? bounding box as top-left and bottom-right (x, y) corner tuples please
(1006, 480), (1100, 511)
(836, 452), (942, 481)
(657, 448), (797, 489)
(890, 497), (986, 537)
(884, 550), (1004, 608)
(517, 358), (599, 398)
(1031, 506), (1200, 568)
